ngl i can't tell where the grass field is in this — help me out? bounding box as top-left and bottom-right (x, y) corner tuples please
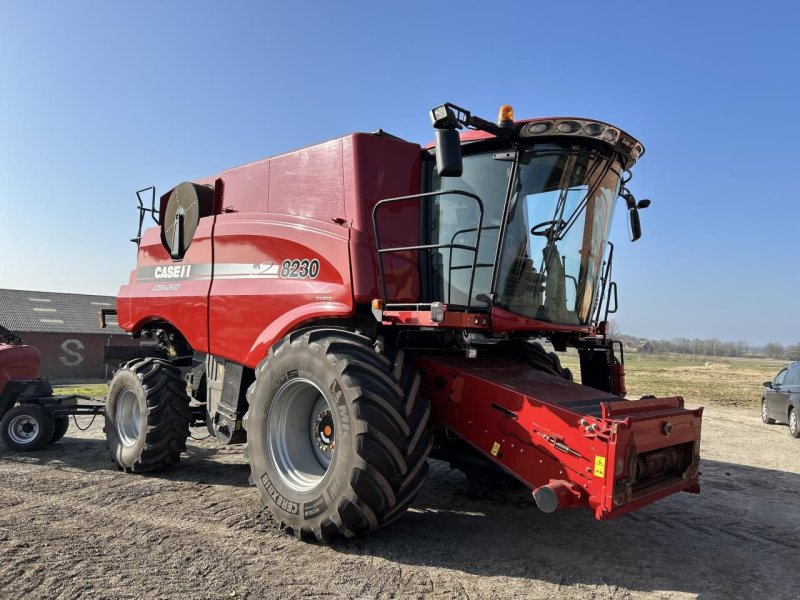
(561, 353), (783, 407)
(52, 353), (784, 409)
(51, 383), (108, 399)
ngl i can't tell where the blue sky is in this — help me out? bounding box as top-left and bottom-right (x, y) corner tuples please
(1, 1), (798, 345)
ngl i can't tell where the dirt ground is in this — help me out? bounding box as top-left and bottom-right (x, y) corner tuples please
(1, 403), (798, 600)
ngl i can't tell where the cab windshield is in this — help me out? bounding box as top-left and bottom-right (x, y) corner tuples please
(430, 145), (622, 326)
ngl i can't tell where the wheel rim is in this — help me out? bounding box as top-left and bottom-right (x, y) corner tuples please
(8, 415), (39, 445)
(791, 410), (798, 435)
(267, 378), (335, 492)
(115, 389), (142, 447)
(762, 401), (769, 421)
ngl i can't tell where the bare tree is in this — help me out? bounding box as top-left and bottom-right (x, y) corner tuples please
(765, 342), (786, 359)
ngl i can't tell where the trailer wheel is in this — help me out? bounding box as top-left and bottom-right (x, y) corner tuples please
(0, 403), (55, 451)
(105, 358), (191, 472)
(49, 416), (70, 444)
(244, 329), (432, 540)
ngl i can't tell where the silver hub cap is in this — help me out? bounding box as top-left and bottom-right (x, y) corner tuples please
(268, 378), (335, 492)
(8, 415), (39, 445)
(791, 411), (798, 435)
(115, 389), (142, 447)
(762, 401), (768, 421)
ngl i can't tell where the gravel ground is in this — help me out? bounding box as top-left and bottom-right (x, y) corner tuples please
(1, 404), (798, 600)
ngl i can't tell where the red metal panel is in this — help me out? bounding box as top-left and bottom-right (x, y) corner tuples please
(117, 218), (214, 352)
(491, 306), (595, 335)
(215, 159), (270, 214)
(381, 309), (490, 329)
(348, 134), (421, 302)
(268, 138), (346, 221)
(119, 133), (426, 357)
(416, 356), (702, 520)
(208, 213), (354, 369)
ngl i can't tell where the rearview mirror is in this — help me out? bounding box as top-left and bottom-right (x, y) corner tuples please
(763, 381), (773, 388)
(434, 129), (463, 177)
(628, 208), (641, 242)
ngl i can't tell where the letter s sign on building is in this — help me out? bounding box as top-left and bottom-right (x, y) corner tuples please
(60, 339), (85, 367)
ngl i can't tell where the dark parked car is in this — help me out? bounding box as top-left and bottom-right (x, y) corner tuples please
(762, 362), (800, 437)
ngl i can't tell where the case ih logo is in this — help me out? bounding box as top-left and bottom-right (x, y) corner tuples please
(154, 265), (192, 279)
(136, 264), (209, 282)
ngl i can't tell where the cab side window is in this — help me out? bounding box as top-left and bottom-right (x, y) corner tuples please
(774, 369), (788, 386)
(784, 366), (800, 386)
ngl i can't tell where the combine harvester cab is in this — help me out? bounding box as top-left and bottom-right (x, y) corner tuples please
(106, 101), (702, 539)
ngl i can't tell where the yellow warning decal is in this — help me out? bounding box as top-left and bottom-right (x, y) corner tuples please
(490, 442), (501, 457)
(594, 456), (606, 478)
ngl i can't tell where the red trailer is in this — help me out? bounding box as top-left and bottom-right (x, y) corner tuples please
(0, 325), (104, 450)
(103, 103), (702, 539)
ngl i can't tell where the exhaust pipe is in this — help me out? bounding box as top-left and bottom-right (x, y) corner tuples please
(533, 480), (582, 513)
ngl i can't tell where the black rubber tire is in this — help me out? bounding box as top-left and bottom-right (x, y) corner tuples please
(761, 399), (775, 424)
(789, 407), (799, 438)
(49, 416), (70, 444)
(243, 329), (432, 541)
(105, 358), (192, 472)
(521, 342), (572, 381)
(0, 404), (56, 451)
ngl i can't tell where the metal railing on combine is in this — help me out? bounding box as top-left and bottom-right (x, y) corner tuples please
(446, 224), (498, 306)
(132, 186), (159, 245)
(371, 190), (485, 311)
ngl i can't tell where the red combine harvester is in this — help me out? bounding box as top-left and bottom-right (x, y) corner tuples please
(104, 103), (702, 539)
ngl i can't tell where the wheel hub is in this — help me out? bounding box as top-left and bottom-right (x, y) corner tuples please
(312, 409), (335, 452)
(115, 389), (142, 447)
(8, 416), (38, 444)
(267, 378), (335, 492)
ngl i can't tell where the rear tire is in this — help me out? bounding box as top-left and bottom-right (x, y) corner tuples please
(244, 329), (432, 540)
(0, 404), (55, 451)
(49, 416), (70, 444)
(761, 399), (775, 424)
(789, 408), (799, 438)
(105, 358), (192, 472)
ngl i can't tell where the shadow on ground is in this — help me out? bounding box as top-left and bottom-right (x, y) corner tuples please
(0, 433), (252, 487)
(327, 458), (800, 599)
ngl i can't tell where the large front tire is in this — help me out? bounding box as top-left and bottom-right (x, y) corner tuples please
(105, 358), (191, 472)
(244, 329), (432, 540)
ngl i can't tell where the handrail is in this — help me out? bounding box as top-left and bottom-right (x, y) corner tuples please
(446, 225), (499, 303)
(372, 190), (484, 309)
